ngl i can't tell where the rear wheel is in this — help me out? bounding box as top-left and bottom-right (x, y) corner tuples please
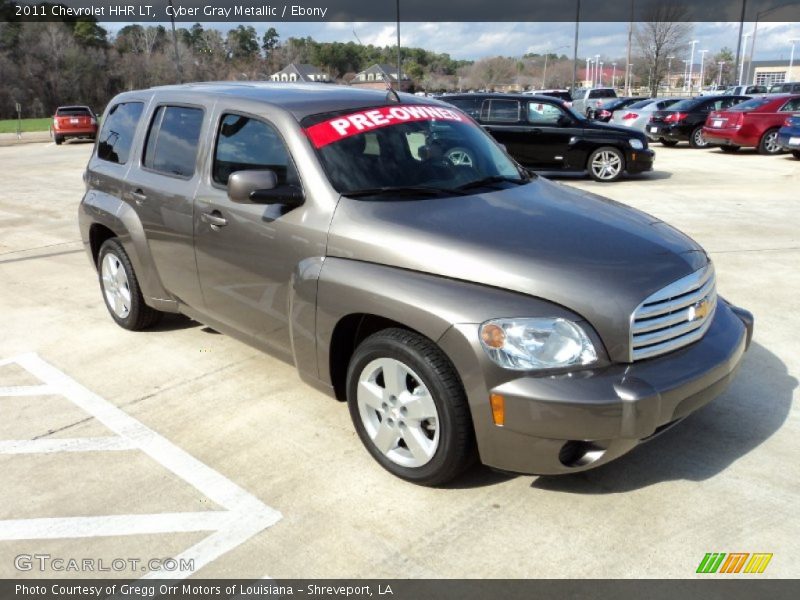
(720, 145), (740, 153)
(587, 146), (625, 182)
(659, 138), (679, 147)
(689, 127), (709, 148)
(757, 128), (782, 155)
(54, 135), (64, 145)
(792, 150), (800, 159)
(97, 239), (163, 330)
(346, 328), (475, 486)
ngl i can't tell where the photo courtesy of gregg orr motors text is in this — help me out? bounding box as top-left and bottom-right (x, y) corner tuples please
(14, 554), (194, 573)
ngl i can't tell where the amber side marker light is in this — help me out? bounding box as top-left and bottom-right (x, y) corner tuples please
(490, 393), (505, 426)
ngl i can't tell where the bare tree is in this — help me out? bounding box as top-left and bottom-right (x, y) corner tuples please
(634, 3), (693, 97)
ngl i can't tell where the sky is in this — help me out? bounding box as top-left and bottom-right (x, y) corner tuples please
(105, 21), (800, 62)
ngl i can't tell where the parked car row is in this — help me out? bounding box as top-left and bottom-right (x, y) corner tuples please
(703, 95), (800, 154)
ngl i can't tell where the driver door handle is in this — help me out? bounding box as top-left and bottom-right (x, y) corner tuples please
(129, 189), (147, 205)
(201, 210), (228, 229)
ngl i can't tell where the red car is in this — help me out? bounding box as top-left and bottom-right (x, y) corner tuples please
(703, 94), (800, 154)
(51, 105), (98, 145)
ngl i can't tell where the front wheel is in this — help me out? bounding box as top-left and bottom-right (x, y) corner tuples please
(587, 146), (625, 182)
(97, 238), (163, 330)
(689, 127), (709, 148)
(346, 328), (475, 486)
(757, 129), (782, 155)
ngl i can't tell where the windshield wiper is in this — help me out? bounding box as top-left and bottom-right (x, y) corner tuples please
(455, 175), (530, 191)
(341, 186), (467, 198)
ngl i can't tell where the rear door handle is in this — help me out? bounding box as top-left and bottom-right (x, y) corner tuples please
(201, 211), (228, 229)
(129, 189), (147, 205)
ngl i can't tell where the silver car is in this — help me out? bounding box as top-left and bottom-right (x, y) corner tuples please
(609, 97), (683, 134)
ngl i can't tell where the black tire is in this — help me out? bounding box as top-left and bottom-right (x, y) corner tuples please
(660, 138), (679, 147)
(757, 128), (782, 155)
(689, 127), (709, 149)
(346, 328), (476, 486)
(719, 145), (740, 153)
(586, 146), (625, 182)
(54, 135), (64, 145)
(97, 238), (163, 330)
(792, 150), (800, 159)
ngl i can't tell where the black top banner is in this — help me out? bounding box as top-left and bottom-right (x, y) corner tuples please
(3, 0), (800, 23)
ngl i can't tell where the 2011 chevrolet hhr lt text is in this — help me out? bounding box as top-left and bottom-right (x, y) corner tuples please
(79, 83), (754, 486)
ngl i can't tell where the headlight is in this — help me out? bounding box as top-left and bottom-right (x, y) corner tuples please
(629, 138), (644, 150)
(479, 318), (598, 371)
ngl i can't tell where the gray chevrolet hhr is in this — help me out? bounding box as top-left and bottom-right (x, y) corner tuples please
(79, 82), (753, 486)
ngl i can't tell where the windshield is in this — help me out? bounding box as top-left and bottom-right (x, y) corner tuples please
(729, 97), (772, 112)
(303, 104), (528, 197)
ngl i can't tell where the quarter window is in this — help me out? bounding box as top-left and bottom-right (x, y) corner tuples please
(213, 114), (298, 186)
(97, 102), (143, 165)
(143, 106), (203, 177)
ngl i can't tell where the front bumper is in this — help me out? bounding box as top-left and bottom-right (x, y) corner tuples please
(439, 300), (753, 475)
(625, 148), (655, 173)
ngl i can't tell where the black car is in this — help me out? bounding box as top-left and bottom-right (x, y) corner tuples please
(647, 95), (749, 148)
(590, 96), (650, 121)
(441, 93), (654, 182)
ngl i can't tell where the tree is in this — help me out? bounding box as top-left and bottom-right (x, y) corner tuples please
(262, 27), (279, 57)
(225, 25), (259, 61)
(706, 47), (735, 86)
(634, 3), (693, 97)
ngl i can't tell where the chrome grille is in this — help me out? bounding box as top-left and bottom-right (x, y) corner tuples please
(630, 263), (717, 361)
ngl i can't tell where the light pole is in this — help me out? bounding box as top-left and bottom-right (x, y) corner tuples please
(612, 62), (617, 88)
(667, 55), (675, 91)
(543, 45), (569, 89)
(790, 39), (799, 76)
(683, 59), (689, 92)
(717, 61), (725, 87)
(627, 63), (634, 90)
(599, 61), (604, 86)
(698, 49), (708, 91)
(687, 40), (698, 94)
(585, 57), (591, 87)
(595, 54), (600, 86)
(738, 32), (752, 85)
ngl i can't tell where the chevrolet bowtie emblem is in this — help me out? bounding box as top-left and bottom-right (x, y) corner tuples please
(688, 299), (710, 321)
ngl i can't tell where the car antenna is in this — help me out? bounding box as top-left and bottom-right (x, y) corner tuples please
(382, 71), (401, 103)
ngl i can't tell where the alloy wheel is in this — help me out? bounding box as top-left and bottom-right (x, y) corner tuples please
(101, 253), (132, 319)
(356, 357), (440, 468)
(590, 150), (622, 180)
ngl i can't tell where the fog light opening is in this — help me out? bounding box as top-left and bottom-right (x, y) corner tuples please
(558, 440), (607, 468)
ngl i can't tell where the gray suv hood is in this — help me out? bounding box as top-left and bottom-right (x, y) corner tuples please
(327, 177), (707, 361)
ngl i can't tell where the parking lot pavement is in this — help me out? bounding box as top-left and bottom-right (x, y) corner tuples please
(0, 141), (798, 579)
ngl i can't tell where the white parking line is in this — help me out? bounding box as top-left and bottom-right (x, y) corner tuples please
(0, 352), (283, 578)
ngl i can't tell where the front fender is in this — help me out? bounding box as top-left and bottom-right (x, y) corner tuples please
(314, 258), (586, 387)
(78, 191), (176, 310)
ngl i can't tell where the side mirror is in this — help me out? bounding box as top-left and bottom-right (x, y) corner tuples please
(227, 170), (303, 206)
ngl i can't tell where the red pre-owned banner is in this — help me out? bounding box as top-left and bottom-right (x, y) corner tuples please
(304, 104), (470, 148)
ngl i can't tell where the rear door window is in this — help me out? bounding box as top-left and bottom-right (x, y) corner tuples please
(481, 99), (520, 122)
(97, 102), (143, 165)
(444, 97), (481, 118)
(143, 106), (204, 178)
(213, 114), (298, 186)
